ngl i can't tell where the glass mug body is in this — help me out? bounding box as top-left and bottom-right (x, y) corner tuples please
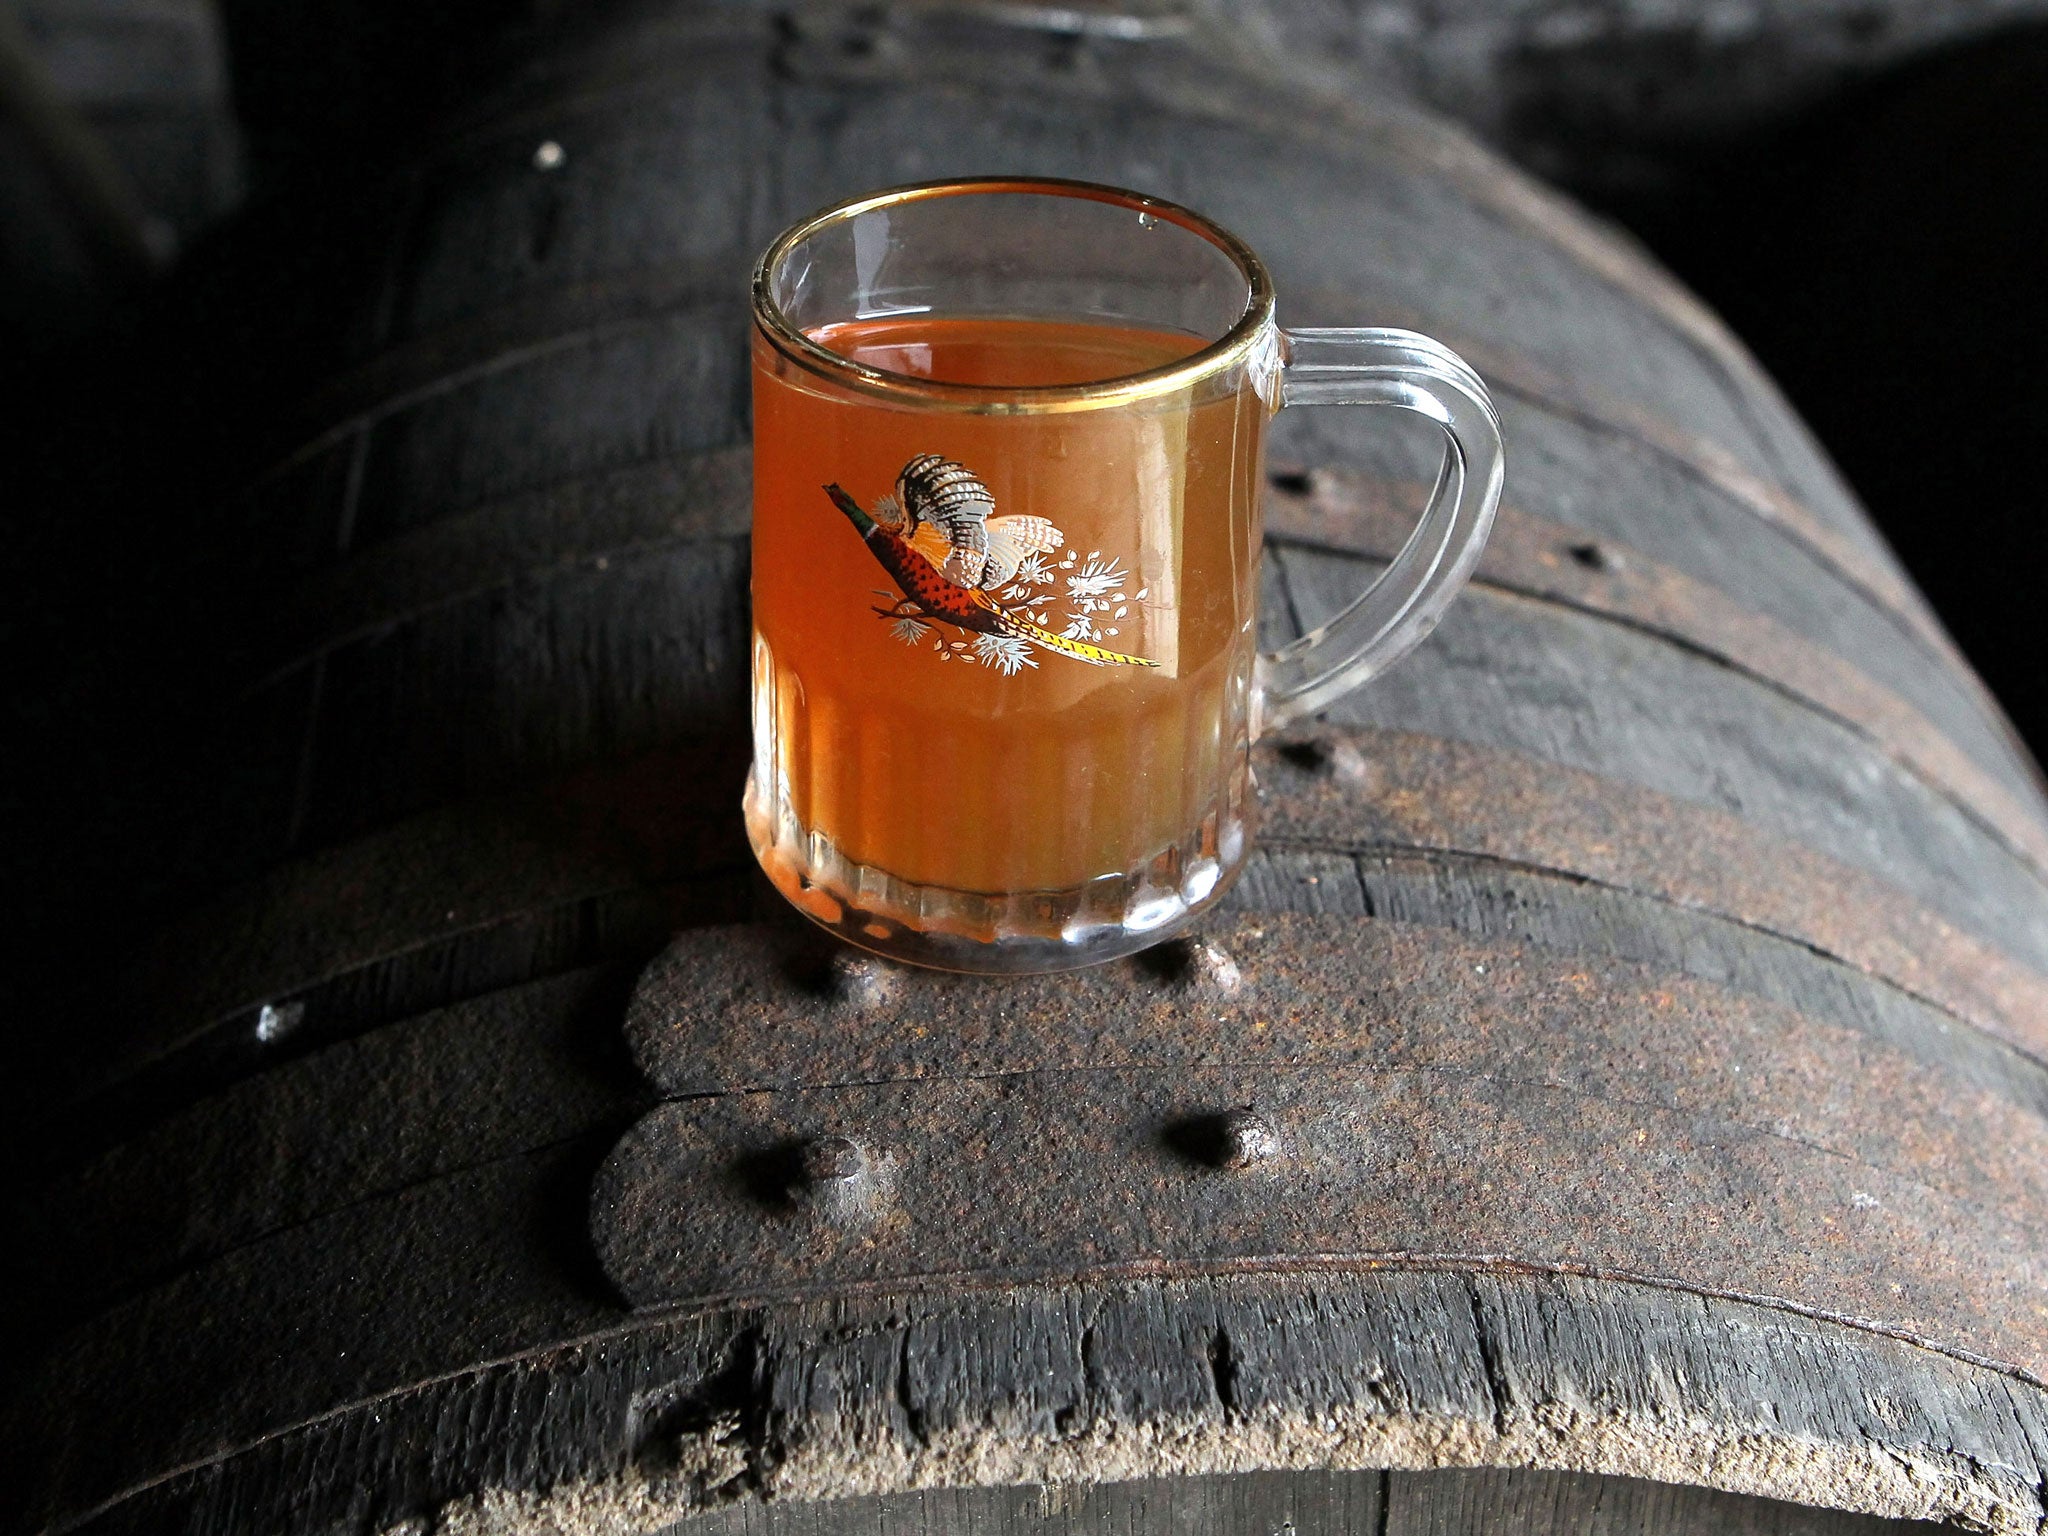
(747, 180), (1502, 972)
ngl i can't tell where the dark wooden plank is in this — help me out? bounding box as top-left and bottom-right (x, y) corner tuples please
(1281, 277), (1917, 609)
(62, 738), (750, 1118)
(1275, 545), (2048, 979)
(1269, 390), (2038, 807)
(1227, 847), (2048, 1125)
(348, 304), (746, 550)
(22, 1268), (2046, 1536)
(220, 431), (361, 579)
(1259, 725), (2048, 1066)
(246, 446), (752, 681)
(383, 82), (767, 346)
(1266, 475), (2048, 875)
(1, 1139), (625, 1536)
(29, 872), (751, 1164)
(427, 13), (1865, 564)
(1464, 1277), (2048, 1531)
(15, 968), (651, 1331)
(224, 14), (1899, 589)
(1384, 1467), (1943, 1534)
(298, 534), (749, 847)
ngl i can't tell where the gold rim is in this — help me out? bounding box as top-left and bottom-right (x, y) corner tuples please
(750, 177), (1277, 414)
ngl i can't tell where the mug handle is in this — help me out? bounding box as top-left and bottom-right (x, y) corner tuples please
(1254, 327), (1506, 735)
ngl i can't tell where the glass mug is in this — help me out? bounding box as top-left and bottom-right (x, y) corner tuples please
(747, 178), (1503, 973)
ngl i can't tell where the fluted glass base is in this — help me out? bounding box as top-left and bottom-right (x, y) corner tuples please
(742, 768), (1250, 974)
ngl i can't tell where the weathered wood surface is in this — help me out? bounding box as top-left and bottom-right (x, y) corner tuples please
(1381, 1467), (1944, 1535)
(10, 1268), (2037, 1535)
(16, 967), (650, 1329)
(99, 2), (2028, 928)
(1273, 552), (2048, 980)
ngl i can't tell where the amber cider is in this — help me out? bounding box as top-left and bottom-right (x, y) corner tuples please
(748, 314), (1268, 955)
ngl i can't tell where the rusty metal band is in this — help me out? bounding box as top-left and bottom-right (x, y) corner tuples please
(1257, 727), (2048, 1065)
(591, 1065), (2048, 1383)
(617, 916), (2048, 1232)
(601, 914), (2048, 1387)
(38, 908), (2048, 1343)
(1263, 467), (2048, 878)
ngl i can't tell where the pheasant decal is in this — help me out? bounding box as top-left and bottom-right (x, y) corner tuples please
(824, 454), (1157, 671)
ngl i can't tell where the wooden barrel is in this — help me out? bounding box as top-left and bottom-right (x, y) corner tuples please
(8, 6), (2048, 1533)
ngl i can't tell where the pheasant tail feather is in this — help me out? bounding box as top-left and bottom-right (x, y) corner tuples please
(977, 597), (1157, 667)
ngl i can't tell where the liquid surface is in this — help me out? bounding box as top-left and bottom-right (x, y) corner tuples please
(749, 315), (1266, 910)
(813, 314), (1206, 387)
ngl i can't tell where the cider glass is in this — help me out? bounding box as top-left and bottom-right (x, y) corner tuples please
(747, 178), (1503, 972)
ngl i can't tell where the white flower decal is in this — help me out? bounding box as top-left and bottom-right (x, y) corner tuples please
(973, 633), (1039, 676)
(1012, 552), (1053, 587)
(1065, 557), (1127, 602)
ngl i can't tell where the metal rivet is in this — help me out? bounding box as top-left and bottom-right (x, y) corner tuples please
(1276, 734), (1374, 788)
(799, 1135), (867, 1187)
(826, 951), (896, 1010)
(254, 999), (305, 1044)
(1324, 737), (1373, 787)
(1187, 938), (1243, 995)
(1217, 1108), (1278, 1169)
(1141, 935), (1248, 996)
